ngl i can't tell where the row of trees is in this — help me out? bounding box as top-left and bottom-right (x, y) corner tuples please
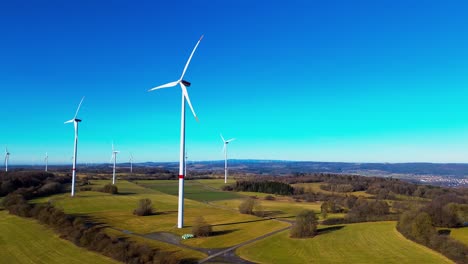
(0, 171), (68, 197)
(228, 180), (294, 195)
(397, 208), (468, 263)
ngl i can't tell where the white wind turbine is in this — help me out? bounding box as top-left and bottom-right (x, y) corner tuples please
(111, 143), (119, 185)
(45, 152), (48, 172)
(64, 96), (85, 197)
(148, 35), (203, 228)
(129, 153), (133, 174)
(4, 147), (10, 172)
(221, 134), (235, 184)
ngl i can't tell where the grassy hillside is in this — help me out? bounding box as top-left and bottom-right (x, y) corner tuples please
(451, 227), (468, 246)
(237, 221), (453, 264)
(0, 211), (118, 264)
(34, 180), (288, 249)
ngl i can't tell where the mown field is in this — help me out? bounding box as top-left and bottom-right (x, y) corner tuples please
(137, 179), (242, 201)
(34, 179), (288, 249)
(237, 221), (453, 264)
(450, 227), (468, 246)
(0, 211), (118, 264)
(292, 182), (374, 198)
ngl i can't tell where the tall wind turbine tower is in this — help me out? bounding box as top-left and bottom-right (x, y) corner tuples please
(45, 152), (48, 172)
(64, 96), (85, 197)
(221, 135), (235, 183)
(148, 35), (203, 228)
(4, 147), (10, 172)
(111, 143), (119, 185)
(129, 153), (133, 174)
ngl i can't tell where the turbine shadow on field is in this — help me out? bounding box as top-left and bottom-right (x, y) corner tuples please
(317, 225), (345, 235)
(210, 229), (239, 236)
(116, 192), (137, 196)
(211, 218), (273, 227)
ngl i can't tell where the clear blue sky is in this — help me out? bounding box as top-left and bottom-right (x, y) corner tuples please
(1, 0), (468, 164)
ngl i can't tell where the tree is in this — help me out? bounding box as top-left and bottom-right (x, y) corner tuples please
(411, 212), (436, 244)
(133, 198), (154, 216)
(239, 197), (256, 215)
(290, 210), (318, 238)
(192, 216), (212, 237)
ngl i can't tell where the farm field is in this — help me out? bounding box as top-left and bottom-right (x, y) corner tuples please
(0, 211), (118, 264)
(237, 221), (453, 264)
(33, 180), (288, 249)
(137, 179), (243, 201)
(292, 182), (374, 198)
(450, 227), (468, 246)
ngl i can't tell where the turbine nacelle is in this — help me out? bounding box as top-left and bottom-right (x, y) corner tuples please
(181, 80), (191, 87)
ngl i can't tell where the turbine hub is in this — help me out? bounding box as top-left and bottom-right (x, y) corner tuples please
(181, 80), (191, 87)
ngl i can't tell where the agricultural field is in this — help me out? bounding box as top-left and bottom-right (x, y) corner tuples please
(33, 180), (288, 249)
(237, 221), (452, 264)
(450, 227), (468, 246)
(137, 179), (242, 201)
(0, 211), (118, 264)
(292, 182), (374, 198)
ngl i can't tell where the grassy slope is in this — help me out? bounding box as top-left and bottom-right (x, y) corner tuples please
(0, 211), (118, 264)
(237, 221), (452, 264)
(450, 227), (468, 246)
(34, 180), (288, 249)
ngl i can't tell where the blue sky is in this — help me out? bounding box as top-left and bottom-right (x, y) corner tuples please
(1, 0), (468, 164)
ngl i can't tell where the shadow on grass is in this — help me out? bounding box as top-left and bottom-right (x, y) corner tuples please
(210, 229), (239, 236)
(211, 218), (273, 227)
(317, 225), (345, 235)
(261, 210), (285, 217)
(438, 229), (451, 236)
(116, 192), (137, 196)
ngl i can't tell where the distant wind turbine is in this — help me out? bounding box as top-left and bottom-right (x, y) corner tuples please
(4, 147), (10, 172)
(129, 153), (133, 174)
(221, 134), (235, 183)
(45, 152), (48, 172)
(111, 142), (119, 185)
(148, 35), (203, 228)
(64, 96), (85, 197)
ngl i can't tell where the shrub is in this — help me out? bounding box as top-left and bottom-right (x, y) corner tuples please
(239, 197), (256, 215)
(100, 184), (118, 194)
(264, 195), (275, 200)
(290, 210), (318, 238)
(133, 198), (153, 216)
(192, 216), (212, 237)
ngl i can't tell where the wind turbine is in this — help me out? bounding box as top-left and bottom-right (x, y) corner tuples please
(44, 152), (48, 172)
(4, 147), (10, 172)
(221, 134), (235, 184)
(129, 153), (133, 174)
(64, 96), (85, 197)
(111, 142), (119, 184)
(148, 35), (203, 228)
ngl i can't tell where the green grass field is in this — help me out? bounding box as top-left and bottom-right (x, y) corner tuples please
(237, 221), (452, 264)
(34, 180), (288, 249)
(450, 227), (468, 246)
(292, 182), (374, 198)
(137, 179), (242, 201)
(0, 211), (118, 264)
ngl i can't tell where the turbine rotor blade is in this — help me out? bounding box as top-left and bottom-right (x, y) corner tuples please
(74, 96), (85, 119)
(226, 138), (236, 143)
(220, 134), (225, 142)
(180, 83), (198, 121)
(179, 35), (203, 80)
(149, 81), (179, 91)
(64, 119), (74, 124)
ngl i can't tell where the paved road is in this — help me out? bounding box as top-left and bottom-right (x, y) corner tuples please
(198, 225), (291, 264)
